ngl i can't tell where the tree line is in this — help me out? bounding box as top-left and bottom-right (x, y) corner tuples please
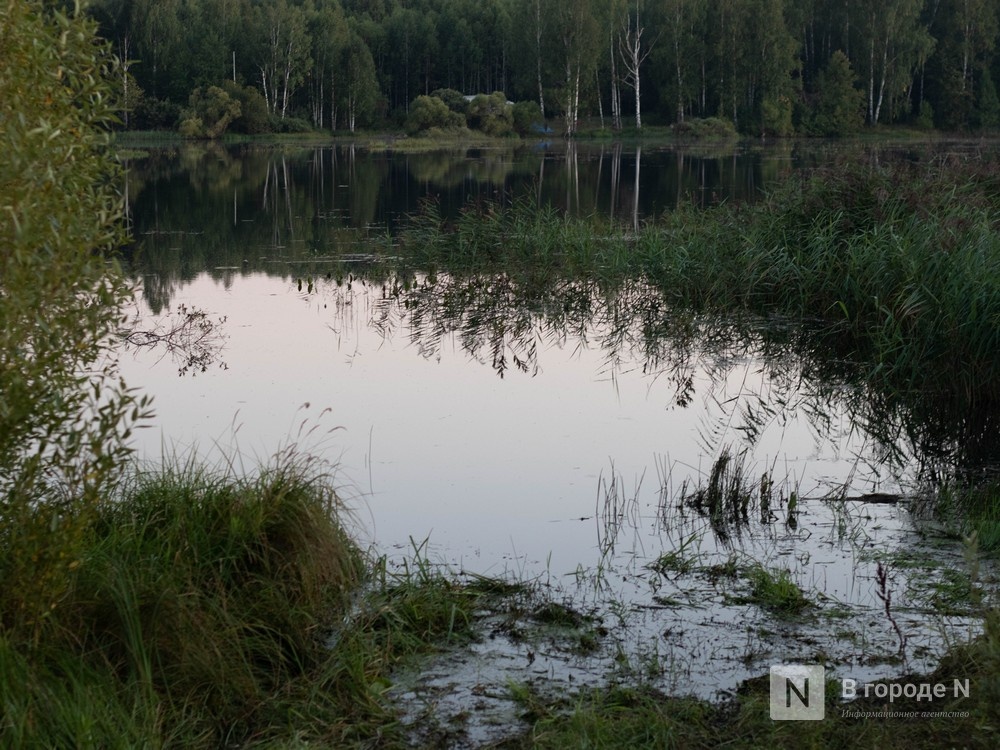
(90, 0), (1000, 136)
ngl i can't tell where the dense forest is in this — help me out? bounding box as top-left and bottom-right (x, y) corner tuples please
(90, 0), (1000, 136)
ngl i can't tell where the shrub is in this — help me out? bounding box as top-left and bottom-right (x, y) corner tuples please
(761, 94), (794, 136)
(671, 117), (738, 139)
(406, 94), (466, 135)
(132, 96), (181, 130)
(269, 114), (314, 133)
(0, 0), (147, 638)
(512, 100), (544, 136)
(222, 80), (271, 134)
(468, 91), (514, 137)
(177, 85), (242, 139)
(430, 87), (469, 115)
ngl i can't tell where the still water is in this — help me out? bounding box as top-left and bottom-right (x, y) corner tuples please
(119, 140), (989, 706)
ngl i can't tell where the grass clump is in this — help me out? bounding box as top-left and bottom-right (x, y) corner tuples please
(678, 448), (787, 540)
(935, 479), (1000, 554)
(506, 643), (1000, 748)
(0, 453), (375, 747)
(743, 564), (811, 615)
(1, 453), (508, 747)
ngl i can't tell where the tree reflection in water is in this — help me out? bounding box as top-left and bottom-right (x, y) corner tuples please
(314, 265), (1000, 485)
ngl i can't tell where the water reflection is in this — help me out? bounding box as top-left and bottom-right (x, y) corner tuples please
(119, 269), (989, 700)
(122, 140), (790, 289)
(302, 261), (1000, 483)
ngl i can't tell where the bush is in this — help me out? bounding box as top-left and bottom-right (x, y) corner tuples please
(430, 87), (469, 115)
(468, 91), (514, 137)
(0, 0), (146, 638)
(512, 100), (544, 136)
(177, 85), (242, 139)
(133, 96), (181, 130)
(671, 117), (738, 139)
(761, 94), (794, 136)
(269, 114), (314, 133)
(222, 80), (271, 134)
(406, 94), (466, 135)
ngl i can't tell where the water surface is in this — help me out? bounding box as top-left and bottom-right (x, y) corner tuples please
(119, 140), (993, 704)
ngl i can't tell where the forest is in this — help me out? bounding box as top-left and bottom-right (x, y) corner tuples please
(90, 0), (1000, 136)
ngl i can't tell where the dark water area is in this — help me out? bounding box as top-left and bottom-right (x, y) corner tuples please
(124, 140), (781, 241)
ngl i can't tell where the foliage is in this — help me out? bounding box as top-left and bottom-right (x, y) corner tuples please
(222, 80), (270, 135)
(132, 96), (181, 130)
(761, 94), (794, 137)
(976, 69), (1000, 128)
(86, 0), (1000, 135)
(0, 0), (149, 637)
(178, 85), (242, 139)
(429, 87), (469, 114)
(467, 91), (514, 136)
(671, 117), (738, 139)
(405, 94), (467, 135)
(512, 99), (544, 135)
(810, 51), (864, 136)
(338, 28), (379, 131)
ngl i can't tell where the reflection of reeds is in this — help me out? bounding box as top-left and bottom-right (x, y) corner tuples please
(391, 158), (1000, 475)
(678, 447), (790, 541)
(595, 462), (644, 560)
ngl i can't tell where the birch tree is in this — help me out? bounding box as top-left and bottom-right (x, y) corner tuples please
(255, 0), (311, 120)
(308, 1), (349, 130)
(852, 0), (932, 124)
(552, 0), (600, 135)
(656, 0), (708, 122)
(339, 30), (378, 131)
(618, 0), (656, 129)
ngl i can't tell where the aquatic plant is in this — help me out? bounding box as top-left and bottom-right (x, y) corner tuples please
(744, 563), (811, 615)
(678, 447), (787, 541)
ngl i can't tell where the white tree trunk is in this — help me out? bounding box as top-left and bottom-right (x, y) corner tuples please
(536, 0), (546, 119)
(619, 3), (653, 130)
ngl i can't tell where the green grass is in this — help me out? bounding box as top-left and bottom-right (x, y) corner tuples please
(0, 452), (502, 748)
(504, 611), (1000, 748)
(743, 564), (812, 615)
(0, 454), (366, 746)
(935, 480), (1000, 554)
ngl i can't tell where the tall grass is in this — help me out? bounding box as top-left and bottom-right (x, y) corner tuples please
(0, 452), (367, 746)
(0, 445), (524, 747)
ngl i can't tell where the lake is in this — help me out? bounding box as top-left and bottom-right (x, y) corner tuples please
(117, 139), (992, 715)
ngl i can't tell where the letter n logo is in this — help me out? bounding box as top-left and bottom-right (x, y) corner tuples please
(770, 664), (825, 720)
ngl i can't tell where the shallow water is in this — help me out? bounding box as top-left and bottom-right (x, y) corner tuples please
(119, 270), (988, 709)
